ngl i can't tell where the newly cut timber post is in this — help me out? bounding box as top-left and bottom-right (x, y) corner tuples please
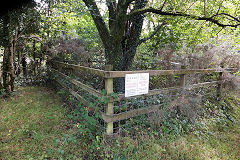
(180, 65), (186, 88)
(104, 65), (114, 135)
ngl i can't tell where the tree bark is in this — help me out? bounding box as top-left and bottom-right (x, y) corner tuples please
(121, 0), (147, 71)
(8, 25), (18, 92)
(3, 35), (16, 93)
(83, 0), (147, 92)
(22, 54), (27, 77)
(112, 0), (147, 92)
(2, 13), (11, 94)
(2, 13), (17, 94)
(84, 0), (146, 72)
(9, 44), (16, 92)
(2, 48), (11, 94)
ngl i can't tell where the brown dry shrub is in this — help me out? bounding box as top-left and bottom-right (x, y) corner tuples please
(222, 69), (240, 93)
(51, 39), (90, 66)
(148, 93), (203, 129)
(186, 43), (240, 69)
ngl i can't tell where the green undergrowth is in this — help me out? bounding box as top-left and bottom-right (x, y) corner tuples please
(0, 86), (240, 160)
(101, 94), (240, 160)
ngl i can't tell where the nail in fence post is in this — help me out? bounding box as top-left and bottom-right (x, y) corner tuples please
(104, 65), (113, 135)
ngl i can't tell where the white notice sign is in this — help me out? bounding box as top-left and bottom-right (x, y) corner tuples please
(125, 73), (149, 97)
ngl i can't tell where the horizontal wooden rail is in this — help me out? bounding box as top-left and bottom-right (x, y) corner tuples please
(55, 79), (89, 106)
(115, 80), (221, 101)
(101, 104), (164, 123)
(52, 68), (102, 98)
(49, 60), (237, 78)
(104, 68), (238, 78)
(50, 60), (106, 77)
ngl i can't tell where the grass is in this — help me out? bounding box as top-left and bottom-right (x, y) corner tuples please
(0, 86), (240, 159)
(0, 86), (82, 160)
(108, 126), (240, 159)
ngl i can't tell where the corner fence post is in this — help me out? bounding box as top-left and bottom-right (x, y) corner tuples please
(104, 65), (113, 135)
(217, 71), (223, 98)
(180, 65), (186, 88)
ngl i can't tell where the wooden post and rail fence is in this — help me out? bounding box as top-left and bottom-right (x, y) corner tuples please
(47, 60), (237, 135)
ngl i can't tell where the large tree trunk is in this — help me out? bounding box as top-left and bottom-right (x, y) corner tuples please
(121, 0), (147, 71)
(9, 42), (16, 92)
(2, 14), (11, 94)
(2, 48), (11, 94)
(105, 0), (147, 72)
(105, 0), (147, 92)
(2, 13), (17, 94)
(105, 45), (125, 92)
(2, 41), (16, 93)
(9, 26), (18, 91)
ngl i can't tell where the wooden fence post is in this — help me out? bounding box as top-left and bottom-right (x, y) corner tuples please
(217, 71), (223, 98)
(180, 65), (186, 88)
(104, 65), (113, 135)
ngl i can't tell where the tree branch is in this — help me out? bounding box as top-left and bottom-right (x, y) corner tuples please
(16, 18), (35, 41)
(106, 0), (116, 13)
(19, 34), (43, 42)
(82, 0), (110, 47)
(124, 0), (135, 5)
(138, 22), (166, 45)
(127, 7), (240, 28)
(204, 0), (207, 16)
(216, 0), (223, 15)
(117, 0), (134, 12)
(214, 13), (240, 22)
(160, 0), (167, 11)
(107, 0), (116, 28)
